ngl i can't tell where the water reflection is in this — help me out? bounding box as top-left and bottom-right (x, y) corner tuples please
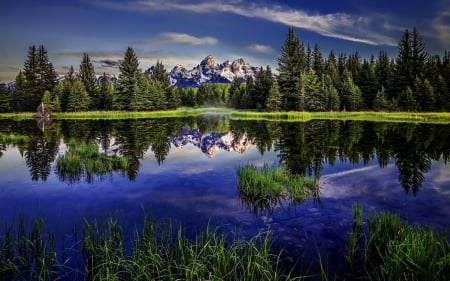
(1, 117), (449, 195)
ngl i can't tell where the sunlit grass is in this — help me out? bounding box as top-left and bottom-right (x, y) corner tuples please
(230, 111), (450, 124)
(2, 109), (450, 123)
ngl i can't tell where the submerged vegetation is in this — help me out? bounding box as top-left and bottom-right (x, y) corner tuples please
(56, 139), (128, 183)
(237, 164), (319, 212)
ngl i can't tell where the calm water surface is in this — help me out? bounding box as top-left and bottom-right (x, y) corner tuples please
(1, 116), (449, 277)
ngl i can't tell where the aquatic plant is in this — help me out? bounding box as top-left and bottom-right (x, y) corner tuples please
(0, 133), (29, 145)
(56, 139), (128, 183)
(237, 164), (319, 212)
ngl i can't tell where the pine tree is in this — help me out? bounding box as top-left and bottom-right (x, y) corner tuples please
(376, 51), (392, 98)
(114, 47), (140, 110)
(266, 81), (282, 112)
(359, 58), (378, 109)
(340, 69), (362, 111)
(277, 27), (306, 110)
(373, 86), (389, 111)
(11, 71), (27, 111)
(148, 80), (167, 110)
(253, 66), (273, 111)
(66, 79), (91, 112)
(79, 53), (97, 109)
(228, 76), (242, 108)
(0, 88), (11, 112)
(321, 74), (340, 111)
(325, 50), (339, 88)
(395, 29), (414, 94)
(23, 45), (56, 111)
(312, 43), (325, 77)
(99, 73), (113, 110)
(297, 69), (324, 111)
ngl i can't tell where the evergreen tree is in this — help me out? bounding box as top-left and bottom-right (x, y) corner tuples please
(395, 29), (414, 94)
(321, 74), (340, 111)
(399, 86), (416, 111)
(11, 71), (27, 111)
(277, 27), (306, 110)
(167, 85), (182, 109)
(184, 87), (197, 107)
(253, 66), (273, 111)
(148, 80), (167, 110)
(411, 27), (427, 79)
(0, 88), (11, 112)
(66, 79), (91, 112)
(54, 79), (72, 112)
(79, 53), (98, 109)
(266, 81), (282, 112)
(23, 45), (56, 111)
(376, 51), (392, 98)
(228, 76), (242, 108)
(41, 90), (60, 112)
(114, 47), (140, 110)
(373, 86), (389, 111)
(359, 58), (378, 109)
(245, 75), (255, 108)
(297, 69), (323, 111)
(325, 50), (339, 88)
(340, 69), (362, 111)
(414, 77), (435, 111)
(100, 73), (114, 110)
(312, 43), (325, 77)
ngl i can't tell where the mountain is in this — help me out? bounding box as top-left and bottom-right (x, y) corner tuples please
(171, 128), (255, 158)
(166, 55), (260, 88)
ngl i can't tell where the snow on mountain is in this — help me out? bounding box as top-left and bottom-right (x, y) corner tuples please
(171, 128), (255, 158)
(167, 55), (260, 88)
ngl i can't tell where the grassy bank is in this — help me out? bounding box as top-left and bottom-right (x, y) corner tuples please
(2, 109), (450, 123)
(230, 111), (450, 124)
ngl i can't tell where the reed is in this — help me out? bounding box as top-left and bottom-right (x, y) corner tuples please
(346, 203), (362, 271)
(1, 216), (298, 281)
(363, 211), (450, 280)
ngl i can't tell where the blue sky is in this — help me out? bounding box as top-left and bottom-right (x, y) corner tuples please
(0, 0), (449, 82)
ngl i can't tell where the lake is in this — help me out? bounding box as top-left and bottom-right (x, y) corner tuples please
(1, 115), (449, 278)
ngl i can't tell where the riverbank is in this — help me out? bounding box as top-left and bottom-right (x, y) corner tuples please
(1, 108), (450, 123)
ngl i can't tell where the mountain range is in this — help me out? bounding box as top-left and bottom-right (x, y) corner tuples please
(154, 55), (260, 88)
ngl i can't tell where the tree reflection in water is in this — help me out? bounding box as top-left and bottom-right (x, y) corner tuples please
(0, 117), (448, 195)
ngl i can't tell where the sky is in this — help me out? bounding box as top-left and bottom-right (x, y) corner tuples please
(0, 0), (449, 83)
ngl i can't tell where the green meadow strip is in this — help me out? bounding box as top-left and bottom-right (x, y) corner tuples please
(230, 111), (450, 124)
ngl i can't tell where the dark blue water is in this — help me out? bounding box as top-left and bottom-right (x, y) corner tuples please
(1, 117), (449, 278)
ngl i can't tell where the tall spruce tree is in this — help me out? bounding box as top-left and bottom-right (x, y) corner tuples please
(79, 53), (97, 109)
(0, 88), (10, 113)
(277, 27), (306, 110)
(11, 71), (27, 111)
(253, 66), (273, 111)
(23, 45), (56, 111)
(66, 79), (91, 112)
(114, 47), (140, 110)
(266, 81), (282, 112)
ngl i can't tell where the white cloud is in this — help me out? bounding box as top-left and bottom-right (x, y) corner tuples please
(247, 44), (275, 54)
(136, 32), (218, 46)
(96, 0), (398, 46)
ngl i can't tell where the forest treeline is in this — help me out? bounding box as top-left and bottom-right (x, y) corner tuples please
(0, 27), (449, 113)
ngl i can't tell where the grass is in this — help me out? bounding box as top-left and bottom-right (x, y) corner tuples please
(1, 216), (297, 281)
(0, 133), (29, 145)
(356, 209), (450, 281)
(2, 109), (450, 123)
(230, 111), (450, 124)
(56, 139), (128, 183)
(1, 208), (449, 280)
(237, 164), (319, 212)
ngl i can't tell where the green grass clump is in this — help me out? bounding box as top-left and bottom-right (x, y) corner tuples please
(1, 216), (297, 281)
(354, 210), (450, 281)
(56, 139), (128, 183)
(0, 133), (29, 145)
(237, 164), (319, 212)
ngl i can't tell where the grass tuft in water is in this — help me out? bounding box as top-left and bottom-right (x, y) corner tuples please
(56, 139), (128, 183)
(0, 133), (29, 145)
(237, 164), (319, 212)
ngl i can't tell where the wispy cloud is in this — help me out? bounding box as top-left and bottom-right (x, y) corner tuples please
(247, 44), (275, 54)
(137, 32), (218, 46)
(95, 0), (399, 46)
(431, 10), (450, 45)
